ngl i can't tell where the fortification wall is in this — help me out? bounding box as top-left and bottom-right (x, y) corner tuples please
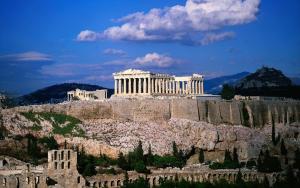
(11, 99), (300, 127)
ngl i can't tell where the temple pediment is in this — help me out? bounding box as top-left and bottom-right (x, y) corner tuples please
(113, 69), (150, 75)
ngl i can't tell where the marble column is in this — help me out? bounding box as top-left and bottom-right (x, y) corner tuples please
(128, 78), (132, 94)
(172, 80), (175, 94)
(124, 78), (127, 94)
(198, 80), (201, 94)
(148, 77), (151, 94)
(158, 79), (162, 93)
(153, 78), (157, 93)
(133, 78), (136, 94)
(161, 79), (164, 93)
(201, 80), (204, 94)
(151, 78), (154, 93)
(114, 79), (117, 95)
(138, 78), (142, 94)
(165, 80), (168, 94)
(143, 78), (147, 93)
(118, 79), (122, 94)
(192, 81), (195, 94)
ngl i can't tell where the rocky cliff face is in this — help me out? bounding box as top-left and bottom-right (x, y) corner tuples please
(8, 99), (299, 127)
(1, 99), (300, 162)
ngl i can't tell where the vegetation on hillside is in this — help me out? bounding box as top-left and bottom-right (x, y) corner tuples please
(77, 141), (193, 176)
(0, 134), (58, 165)
(220, 84), (235, 100)
(20, 111), (85, 137)
(209, 149), (240, 169)
(257, 150), (281, 173)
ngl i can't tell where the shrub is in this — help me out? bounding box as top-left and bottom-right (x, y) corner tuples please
(199, 149), (205, 163)
(221, 84), (235, 100)
(31, 123), (42, 131)
(20, 111), (85, 137)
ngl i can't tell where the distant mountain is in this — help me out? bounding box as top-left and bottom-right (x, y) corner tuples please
(235, 67), (299, 99)
(236, 67), (292, 89)
(16, 83), (114, 105)
(205, 72), (250, 94)
(291, 77), (300, 86)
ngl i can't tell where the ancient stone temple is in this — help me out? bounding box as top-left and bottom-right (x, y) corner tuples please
(113, 69), (204, 97)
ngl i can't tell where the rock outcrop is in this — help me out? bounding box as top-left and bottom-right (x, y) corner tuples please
(1, 99), (300, 161)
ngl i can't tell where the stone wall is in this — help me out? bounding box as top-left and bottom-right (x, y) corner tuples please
(0, 149), (85, 188)
(10, 99), (300, 127)
(87, 167), (281, 188)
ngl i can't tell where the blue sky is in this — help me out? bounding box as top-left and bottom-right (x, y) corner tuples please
(0, 0), (299, 95)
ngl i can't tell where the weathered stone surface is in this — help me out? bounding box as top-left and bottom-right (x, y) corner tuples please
(1, 99), (300, 162)
(134, 99), (171, 122)
(171, 99), (199, 121)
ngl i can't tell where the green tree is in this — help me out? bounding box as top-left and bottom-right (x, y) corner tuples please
(233, 148), (239, 164)
(220, 84), (235, 100)
(235, 170), (244, 185)
(294, 149), (300, 170)
(172, 141), (178, 157)
(257, 150), (264, 172)
(118, 152), (129, 170)
(135, 140), (144, 162)
(133, 161), (148, 173)
(199, 149), (205, 163)
(281, 139), (288, 156)
(224, 150), (232, 162)
(146, 144), (154, 166)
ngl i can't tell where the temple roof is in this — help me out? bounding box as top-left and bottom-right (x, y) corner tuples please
(113, 69), (151, 75)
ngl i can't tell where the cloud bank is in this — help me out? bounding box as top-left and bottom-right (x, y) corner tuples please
(0, 51), (52, 62)
(103, 48), (127, 56)
(77, 0), (260, 45)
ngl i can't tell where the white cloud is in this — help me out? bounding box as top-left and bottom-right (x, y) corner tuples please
(0, 51), (52, 62)
(103, 48), (127, 56)
(76, 30), (101, 41)
(77, 0), (260, 45)
(200, 32), (235, 45)
(40, 63), (103, 77)
(134, 53), (178, 68)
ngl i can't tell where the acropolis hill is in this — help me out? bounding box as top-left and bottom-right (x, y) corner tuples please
(1, 98), (299, 160)
(1, 69), (300, 188)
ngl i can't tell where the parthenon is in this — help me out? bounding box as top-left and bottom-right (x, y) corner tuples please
(113, 69), (204, 97)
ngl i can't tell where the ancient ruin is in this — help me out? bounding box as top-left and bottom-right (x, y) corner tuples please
(0, 149), (281, 188)
(67, 89), (108, 101)
(113, 69), (204, 97)
(0, 149), (85, 188)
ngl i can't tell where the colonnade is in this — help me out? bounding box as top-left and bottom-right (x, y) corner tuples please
(114, 77), (204, 96)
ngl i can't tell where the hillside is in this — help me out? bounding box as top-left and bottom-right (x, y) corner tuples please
(1, 99), (300, 161)
(16, 83), (114, 105)
(235, 67), (299, 99)
(236, 67), (292, 89)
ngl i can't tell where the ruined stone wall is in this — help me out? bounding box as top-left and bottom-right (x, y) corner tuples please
(10, 99), (300, 127)
(87, 168), (281, 188)
(0, 149), (85, 188)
